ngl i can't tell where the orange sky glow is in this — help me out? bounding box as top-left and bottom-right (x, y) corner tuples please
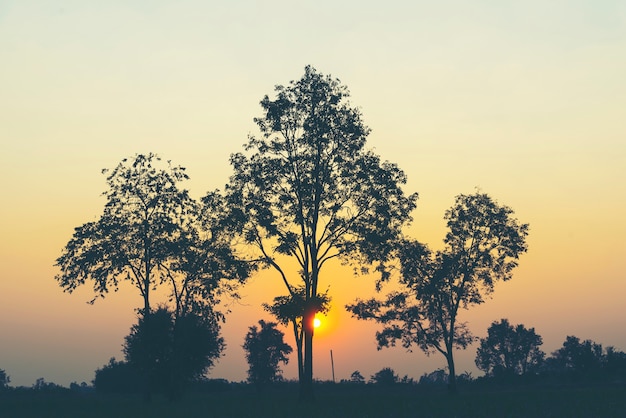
(1, 1), (625, 387)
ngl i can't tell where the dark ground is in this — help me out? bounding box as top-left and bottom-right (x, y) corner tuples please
(2, 383), (626, 418)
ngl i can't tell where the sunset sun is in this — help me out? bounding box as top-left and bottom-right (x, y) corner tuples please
(313, 317), (321, 328)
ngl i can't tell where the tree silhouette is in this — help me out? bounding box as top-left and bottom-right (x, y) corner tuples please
(123, 307), (223, 400)
(546, 335), (604, 375)
(369, 367), (398, 385)
(0, 369), (9, 390)
(243, 320), (293, 390)
(475, 319), (545, 377)
(93, 358), (141, 394)
(226, 66), (417, 400)
(350, 370), (365, 384)
(56, 154), (250, 316)
(347, 192), (529, 394)
(55, 153), (192, 313)
(262, 288), (330, 384)
(55, 154), (250, 399)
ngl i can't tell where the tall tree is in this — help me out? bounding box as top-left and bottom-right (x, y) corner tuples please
(55, 154), (250, 315)
(55, 154), (251, 399)
(347, 192), (529, 394)
(243, 320), (293, 390)
(226, 66), (417, 400)
(55, 153), (192, 313)
(475, 318), (545, 377)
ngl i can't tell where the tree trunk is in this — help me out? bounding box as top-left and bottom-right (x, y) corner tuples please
(299, 309), (315, 402)
(293, 320), (304, 384)
(446, 352), (458, 395)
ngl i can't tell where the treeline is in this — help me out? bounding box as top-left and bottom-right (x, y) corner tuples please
(4, 66), (619, 402)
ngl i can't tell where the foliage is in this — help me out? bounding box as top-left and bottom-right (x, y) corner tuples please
(0, 368), (10, 390)
(243, 320), (293, 389)
(262, 287), (330, 381)
(123, 307), (224, 399)
(31, 378), (69, 394)
(419, 368), (448, 385)
(369, 367), (398, 385)
(546, 335), (617, 375)
(475, 319), (545, 377)
(93, 358), (141, 394)
(226, 65), (417, 400)
(55, 153), (192, 312)
(350, 370), (365, 384)
(347, 192), (529, 393)
(55, 153), (250, 318)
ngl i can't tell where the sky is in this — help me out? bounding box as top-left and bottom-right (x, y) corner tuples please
(1, 0), (625, 387)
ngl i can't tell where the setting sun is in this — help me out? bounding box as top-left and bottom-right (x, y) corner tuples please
(313, 318), (321, 328)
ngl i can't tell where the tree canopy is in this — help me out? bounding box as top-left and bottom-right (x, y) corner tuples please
(347, 192), (529, 393)
(475, 319), (545, 377)
(55, 153), (251, 318)
(243, 320), (293, 390)
(226, 66), (417, 399)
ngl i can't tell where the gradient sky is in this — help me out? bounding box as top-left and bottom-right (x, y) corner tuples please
(1, 0), (625, 387)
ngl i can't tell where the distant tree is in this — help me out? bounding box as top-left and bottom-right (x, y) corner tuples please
(369, 367), (398, 385)
(123, 307), (224, 400)
(243, 320), (293, 390)
(32, 378), (68, 393)
(419, 368), (448, 385)
(604, 346), (626, 377)
(93, 358), (141, 394)
(350, 370), (365, 384)
(475, 319), (545, 377)
(226, 65), (417, 401)
(348, 192), (529, 394)
(546, 336), (604, 375)
(0, 369), (10, 390)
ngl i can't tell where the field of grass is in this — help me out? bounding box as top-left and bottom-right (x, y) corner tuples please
(2, 385), (625, 418)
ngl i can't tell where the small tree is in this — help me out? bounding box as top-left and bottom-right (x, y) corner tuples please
(546, 336), (604, 375)
(93, 358), (141, 394)
(243, 320), (293, 390)
(347, 192), (529, 394)
(123, 307), (224, 400)
(0, 369), (10, 390)
(350, 370), (365, 384)
(475, 319), (545, 377)
(369, 367), (398, 385)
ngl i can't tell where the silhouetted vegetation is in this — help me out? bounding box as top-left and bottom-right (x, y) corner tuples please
(262, 289), (330, 385)
(0, 369), (10, 391)
(123, 307), (223, 400)
(39, 66), (624, 413)
(347, 192), (529, 394)
(93, 358), (141, 394)
(226, 65), (417, 400)
(243, 320), (293, 390)
(369, 367), (399, 385)
(349, 370), (365, 384)
(476, 318), (545, 377)
(542, 335), (626, 382)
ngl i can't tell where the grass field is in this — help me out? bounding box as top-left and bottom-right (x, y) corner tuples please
(2, 385), (625, 418)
